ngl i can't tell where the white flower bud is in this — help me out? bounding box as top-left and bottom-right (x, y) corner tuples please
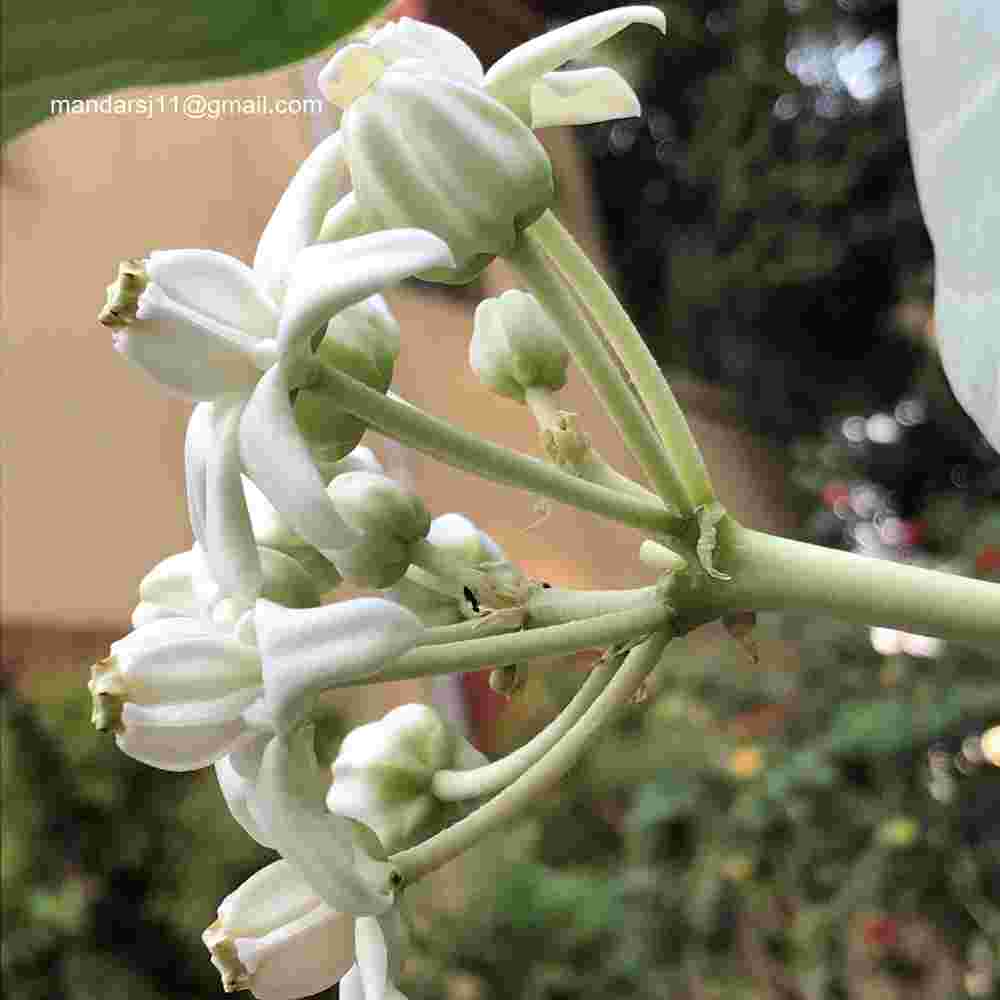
(88, 618), (262, 771)
(470, 289), (570, 402)
(329, 472), (430, 540)
(203, 859), (354, 1000)
(327, 703), (486, 851)
(331, 50), (554, 283)
(328, 472), (431, 588)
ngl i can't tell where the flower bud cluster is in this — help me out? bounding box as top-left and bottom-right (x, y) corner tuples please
(91, 8), (669, 999)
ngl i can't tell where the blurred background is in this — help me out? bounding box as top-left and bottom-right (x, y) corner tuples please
(5, 0), (1000, 997)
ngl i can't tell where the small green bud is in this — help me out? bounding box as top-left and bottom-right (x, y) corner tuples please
(294, 296), (399, 464)
(329, 472), (430, 542)
(470, 290), (569, 402)
(327, 703), (487, 851)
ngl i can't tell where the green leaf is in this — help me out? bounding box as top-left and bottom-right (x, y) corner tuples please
(2, 0), (386, 144)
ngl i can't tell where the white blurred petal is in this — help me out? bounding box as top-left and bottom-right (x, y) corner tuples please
(254, 598), (424, 732)
(900, 5), (1000, 448)
(254, 131), (348, 304)
(146, 250), (278, 339)
(239, 365), (360, 554)
(277, 231), (453, 358)
(253, 728), (398, 915)
(530, 67), (640, 127)
(485, 6), (665, 115)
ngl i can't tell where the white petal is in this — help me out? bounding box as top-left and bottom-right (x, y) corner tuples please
(253, 597), (424, 732)
(185, 404), (215, 555)
(277, 231), (454, 357)
(254, 729), (398, 915)
(216, 741), (276, 848)
(239, 365), (360, 553)
(122, 687), (261, 727)
(530, 67), (640, 127)
(355, 916), (389, 1000)
(254, 130), (348, 305)
(367, 17), (484, 84)
(485, 6), (665, 116)
(219, 859), (321, 936)
(116, 695), (257, 771)
(235, 904), (354, 1000)
(113, 618), (261, 703)
(205, 398), (264, 601)
(339, 966), (365, 1000)
(147, 250), (278, 340)
(115, 283), (261, 400)
(317, 191), (366, 243)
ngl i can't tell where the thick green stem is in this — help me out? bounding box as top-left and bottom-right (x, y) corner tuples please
(527, 210), (714, 512)
(354, 601), (671, 686)
(309, 362), (677, 534)
(712, 521), (1000, 643)
(432, 648), (622, 801)
(509, 226), (689, 510)
(392, 629), (672, 882)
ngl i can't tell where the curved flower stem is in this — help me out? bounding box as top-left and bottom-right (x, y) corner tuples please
(308, 361), (679, 534)
(524, 584), (662, 626)
(356, 601), (672, 687)
(432, 647), (624, 802)
(709, 520), (1000, 644)
(526, 210), (714, 512)
(413, 585), (662, 647)
(509, 228), (689, 511)
(391, 629), (673, 883)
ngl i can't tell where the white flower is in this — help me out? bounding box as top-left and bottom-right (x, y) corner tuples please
(102, 231), (452, 602)
(203, 858), (355, 999)
(327, 703), (487, 852)
(204, 859), (409, 1000)
(259, 8), (665, 284)
(899, 3), (1000, 448)
(470, 289), (570, 402)
(93, 597), (424, 774)
(87, 617), (263, 771)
